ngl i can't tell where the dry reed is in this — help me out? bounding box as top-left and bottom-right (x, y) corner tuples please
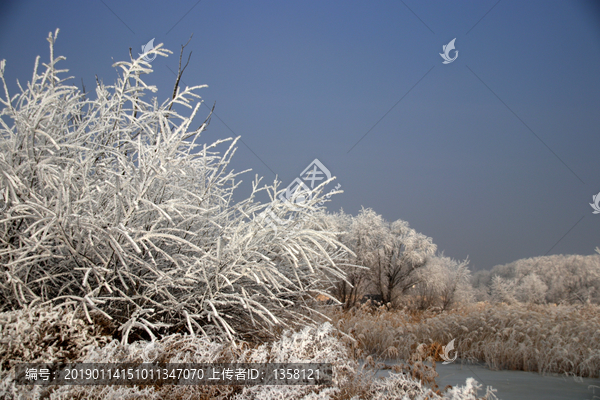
(325, 301), (600, 378)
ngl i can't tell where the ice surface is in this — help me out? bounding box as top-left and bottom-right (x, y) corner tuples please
(366, 360), (600, 400)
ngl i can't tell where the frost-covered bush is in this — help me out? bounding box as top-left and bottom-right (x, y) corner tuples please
(0, 303), (111, 372)
(410, 254), (473, 310)
(0, 30), (349, 342)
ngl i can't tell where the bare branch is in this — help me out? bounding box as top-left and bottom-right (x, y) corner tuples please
(169, 34), (194, 111)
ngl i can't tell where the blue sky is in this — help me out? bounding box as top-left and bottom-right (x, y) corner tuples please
(0, 0), (599, 270)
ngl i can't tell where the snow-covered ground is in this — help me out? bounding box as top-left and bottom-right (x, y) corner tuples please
(366, 360), (600, 400)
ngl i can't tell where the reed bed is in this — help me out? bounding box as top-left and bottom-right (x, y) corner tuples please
(325, 301), (600, 378)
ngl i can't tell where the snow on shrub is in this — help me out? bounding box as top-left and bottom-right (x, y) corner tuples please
(0, 306), (497, 400)
(0, 303), (111, 373)
(0, 30), (349, 343)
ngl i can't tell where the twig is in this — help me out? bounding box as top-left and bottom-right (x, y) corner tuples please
(169, 34), (193, 111)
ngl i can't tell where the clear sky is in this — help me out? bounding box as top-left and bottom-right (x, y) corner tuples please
(0, 0), (599, 271)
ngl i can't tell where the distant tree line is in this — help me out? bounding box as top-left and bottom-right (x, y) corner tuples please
(471, 251), (600, 305)
(317, 208), (600, 309)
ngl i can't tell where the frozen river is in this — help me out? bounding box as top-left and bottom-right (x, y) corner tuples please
(365, 360), (600, 400)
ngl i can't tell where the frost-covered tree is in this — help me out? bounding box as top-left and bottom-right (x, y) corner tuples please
(373, 217), (437, 304)
(411, 256), (446, 310)
(473, 253), (600, 305)
(346, 208), (391, 304)
(551, 255), (600, 304)
(515, 273), (547, 304)
(470, 269), (492, 302)
(490, 276), (517, 304)
(320, 210), (365, 309)
(0, 30), (349, 342)
(438, 256), (472, 310)
(411, 254), (472, 310)
(328, 208), (436, 306)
